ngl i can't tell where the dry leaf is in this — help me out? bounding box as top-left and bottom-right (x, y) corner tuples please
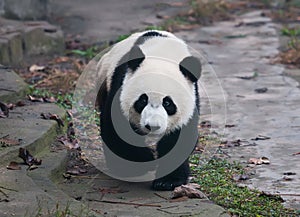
(18, 148), (42, 166)
(0, 101), (9, 118)
(98, 187), (128, 194)
(248, 158), (263, 165)
(156, 14), (170, 19)
(7, 161), (21, 170)
(169, 196), (189, 202)
(251, 135), (271, 141)
(255, 87), (268, 93)
(41, 113), (64, 127)
(66, 169), (80, 175)
(67, 122), (75, 140)
(27, 165), (39, 171)
(167, 2), (184, 7)
(16, 100), (26, 107)
(249, 157), (270, 165)
(260, 156), (270, 164)
(171, 183), (206, 199)
(54, 56), (70, 63)
(283, 172), (296, 175)
(232, 174), (249, 181)
(0, 136), (21, 147)
(28, 95), (44, 102)
(29, 64), (45, 72)
(58, 136), (79, 149)
(43, 96), (56, 103)
(236, 73), (257, 80)
(292, 152), (300, 156)
(282, 176), (293, 181)
(225, 124), (236, 128)
(259, 191), (284, 202)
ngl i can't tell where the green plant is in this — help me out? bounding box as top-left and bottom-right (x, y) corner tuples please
(31, 200), (93, 217)
(281, 27), (300, 50)
(28, 86), (73, 109)
(72, 46), (98, 59)
(190, 156), (298, 216)
(115, 34), (130, 42)
(144, 25), (165, 31)
(189, 0), (230, 24)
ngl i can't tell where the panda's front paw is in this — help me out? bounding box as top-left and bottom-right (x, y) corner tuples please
(152, 178), (186, 191)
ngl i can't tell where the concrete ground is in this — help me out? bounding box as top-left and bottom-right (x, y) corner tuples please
(48, 0), (185, 42)
(48, 0), (300, 211)
(0, 0), (299, 216)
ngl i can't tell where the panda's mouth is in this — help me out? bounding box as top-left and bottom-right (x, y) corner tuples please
(130, 122), (149, 136)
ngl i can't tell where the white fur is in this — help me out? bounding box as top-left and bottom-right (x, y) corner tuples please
(141, 103), (168, 135)
(97, 30), (197, 133)
(120, 58), (195, 133)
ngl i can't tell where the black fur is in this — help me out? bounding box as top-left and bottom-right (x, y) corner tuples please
(179, 56), (201, 83)
(133, 94), (148, 114)
(141, 31), (164, 37)
(152, 108), (199, 190)
(162, 96), (177, 116)
(194, 83), (200, 115)
(99, 34), (200, 190)
(127, 46), (145, 71)
(135, 30), (167, 45)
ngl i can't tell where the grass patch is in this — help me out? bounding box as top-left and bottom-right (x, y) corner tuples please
(115, 34), (131, 43)
(279, 26), (300, 67)
(71, 46), (98, 59)
(30, 200), (94, 217)
(188, 0), (231, 25)
(190, 156), (298, 216)
(143, 0), (236, 32)
(28, 86), (73, 109)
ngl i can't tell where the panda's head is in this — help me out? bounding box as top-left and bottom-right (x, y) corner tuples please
(120, 46), (201, 136)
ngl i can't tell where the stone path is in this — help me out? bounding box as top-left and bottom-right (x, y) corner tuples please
(48, 0), (185, 42)
(177, 11), (300, 210)
(0, 0), (300, 216)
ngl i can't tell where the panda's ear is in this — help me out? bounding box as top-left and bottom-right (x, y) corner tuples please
(127, 46), (145, 71)
(179, 56), (201, 82)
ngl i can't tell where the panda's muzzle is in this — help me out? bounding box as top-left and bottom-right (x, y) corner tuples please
(145, 124), (160, 131)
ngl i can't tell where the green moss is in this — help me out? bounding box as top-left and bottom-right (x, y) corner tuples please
(190, 156), (298, 217)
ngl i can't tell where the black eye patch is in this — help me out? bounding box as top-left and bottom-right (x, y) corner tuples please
(133, 94), (148, 114)
(162, 96), (177, 116)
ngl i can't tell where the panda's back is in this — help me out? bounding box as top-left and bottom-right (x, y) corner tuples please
(97, 30), (191, 91)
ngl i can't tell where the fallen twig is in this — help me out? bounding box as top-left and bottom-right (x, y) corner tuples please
(87, 198), (161, 207)
(63, 173), (110, 180)
(0, 186), (18, 192)
(0, 189), (8, 198)
(154, 192), (169, 200)
(0, 199), (10, 202)
(0, 88), (16, 92)
(157, 208), (191, 215)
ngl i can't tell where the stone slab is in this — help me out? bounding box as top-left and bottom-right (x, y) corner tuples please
(0, 66), (28, 102)
(0, 17), (64, 65)
(0, 103), (65, 165)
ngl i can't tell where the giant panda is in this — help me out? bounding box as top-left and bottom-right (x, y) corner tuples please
(97, 30), (201, 190)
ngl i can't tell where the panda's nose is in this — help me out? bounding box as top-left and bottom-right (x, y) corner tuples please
(145, 124), (160, 131)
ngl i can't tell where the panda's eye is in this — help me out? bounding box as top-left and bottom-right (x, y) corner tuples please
(163, 100), (170, 107)
(141, 98), (147, 104)
(133, 94), (148, 114)
(139, 94), (148, 104)
(162, 96), (177, 116)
